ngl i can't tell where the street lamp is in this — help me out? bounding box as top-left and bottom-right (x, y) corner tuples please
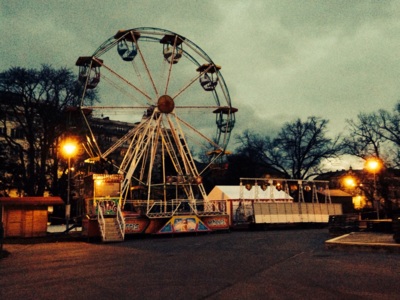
(343, 176), (356, 189)
(365, 157), (382, 219)
(63, 141), (77, 232)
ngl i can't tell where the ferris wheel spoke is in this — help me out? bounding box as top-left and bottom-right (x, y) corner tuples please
(135, 41), (160, 100)
(174, 114), (222, 150)
(132, 60), (151, 101)
(114, 30), (155, 103)
(93, 57), (153, 104)
(163, 36), (182, 95)
(171, 64), (213, 103)
(170, 73), (202, 102)
(100, 74), (149, 108)
(164, 55), (174, 96)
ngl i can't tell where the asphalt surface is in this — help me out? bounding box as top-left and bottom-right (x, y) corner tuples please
(326, 231), (400, 253)
(1, 229), (399, 300)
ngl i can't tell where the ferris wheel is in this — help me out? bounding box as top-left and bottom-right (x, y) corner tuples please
(76, 27), (237, 218)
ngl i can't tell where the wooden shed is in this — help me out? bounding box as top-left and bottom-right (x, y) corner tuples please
(318, 189), (354, 213)
(0, 197), (64, 238)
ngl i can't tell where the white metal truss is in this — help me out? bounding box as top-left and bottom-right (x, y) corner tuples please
(239, 177), (332, 204)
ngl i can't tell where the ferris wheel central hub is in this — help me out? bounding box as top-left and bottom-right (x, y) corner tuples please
(157, 94), (175, 114)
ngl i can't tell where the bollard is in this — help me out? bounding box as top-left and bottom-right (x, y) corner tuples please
(393, 214), (400, 243)
(0, 222), (4, 258)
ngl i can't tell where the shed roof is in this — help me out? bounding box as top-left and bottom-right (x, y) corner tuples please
(0, 197), (64, 206)
(318, 189), (352, 197)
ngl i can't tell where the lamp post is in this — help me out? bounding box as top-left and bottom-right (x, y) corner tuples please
(63, 141), (77, 232)
(365, 158), (382, 220)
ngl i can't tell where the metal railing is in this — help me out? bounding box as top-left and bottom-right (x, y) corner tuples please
(116, 205), (125, 240)
(144, 199), (226, 218)
(98, 207), (106, 241)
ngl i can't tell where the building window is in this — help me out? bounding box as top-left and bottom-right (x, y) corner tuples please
(11, 128), (24, 139)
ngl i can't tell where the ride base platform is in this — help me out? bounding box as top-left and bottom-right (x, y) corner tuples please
(82, 213), (230, 238)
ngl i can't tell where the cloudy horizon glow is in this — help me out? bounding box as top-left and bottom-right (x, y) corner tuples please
(1, 0), (399, 171)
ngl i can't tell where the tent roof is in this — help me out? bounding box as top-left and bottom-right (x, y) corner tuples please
(208, 185), (293, 201)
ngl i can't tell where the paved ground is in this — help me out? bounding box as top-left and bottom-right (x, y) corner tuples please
(1, 228), (399, 300)
(326, 231), (400, 253)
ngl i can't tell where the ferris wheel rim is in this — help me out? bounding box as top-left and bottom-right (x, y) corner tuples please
(76, 27), (239, 216)
(90, 27), (233, 108)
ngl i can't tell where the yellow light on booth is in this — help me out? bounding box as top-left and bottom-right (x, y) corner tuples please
(352, 195), (366, 210)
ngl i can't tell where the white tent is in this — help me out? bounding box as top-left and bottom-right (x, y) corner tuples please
(207, 185), (293, 226)
(206, 186), (342, 226)
(208, 185), (293, 202)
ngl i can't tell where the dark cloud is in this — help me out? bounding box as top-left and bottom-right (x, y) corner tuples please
(1, 0), (399, 167)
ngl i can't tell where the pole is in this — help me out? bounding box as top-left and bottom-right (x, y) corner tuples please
(374, 172), (379, 220)
(66, 156), (71, 232)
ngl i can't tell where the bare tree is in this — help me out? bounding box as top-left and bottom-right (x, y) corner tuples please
(0, 65), (97, 196)
(342, 102), (400, 167)
(341, 113), (384, 159)
(236, 117), (340, 179)
(377, 103), (400, 146)
(376, 104), (400, 166)
(341, 102), (400, 215)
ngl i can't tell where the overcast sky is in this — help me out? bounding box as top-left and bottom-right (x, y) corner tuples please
(1, 0), (400, 169)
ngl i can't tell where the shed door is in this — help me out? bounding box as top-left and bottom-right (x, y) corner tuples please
(6, 209), (22, 237)
(23, 210), (34, 237)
